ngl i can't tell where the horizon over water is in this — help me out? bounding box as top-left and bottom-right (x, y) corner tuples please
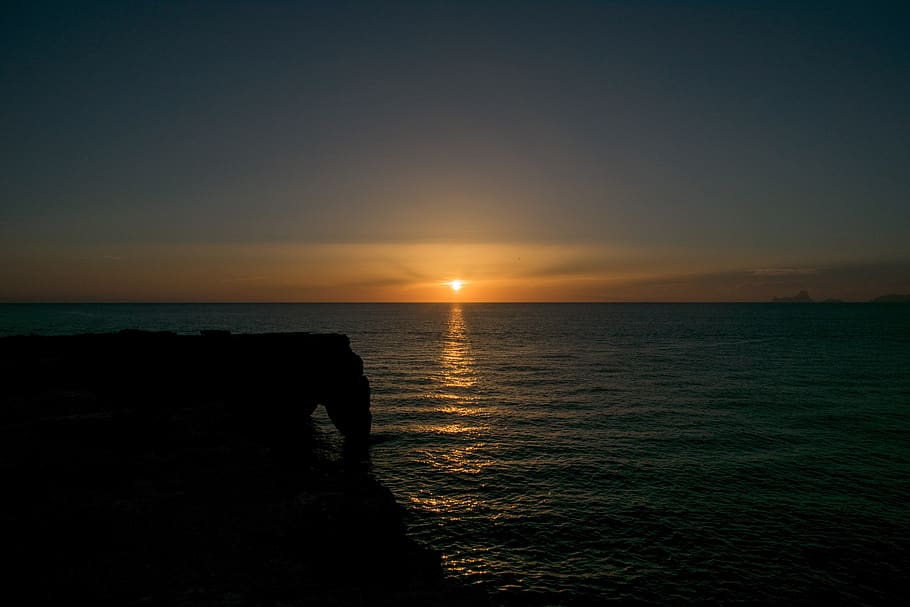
(2, 303), (909, 604)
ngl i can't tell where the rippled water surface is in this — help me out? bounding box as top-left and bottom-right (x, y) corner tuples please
(3, 303), (909, 604)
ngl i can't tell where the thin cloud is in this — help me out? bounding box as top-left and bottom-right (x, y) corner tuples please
(751, 268), (818, 276)
(222, 276), (269, 283)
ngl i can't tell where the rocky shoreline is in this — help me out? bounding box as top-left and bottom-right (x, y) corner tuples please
(0, 331), (487, 606)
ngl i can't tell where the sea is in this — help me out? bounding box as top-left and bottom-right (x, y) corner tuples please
(2, 303), (909, 605)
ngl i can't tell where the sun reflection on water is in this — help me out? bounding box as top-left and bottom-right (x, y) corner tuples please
(410, 304), (493, 563)
(437, 304), (476, 393)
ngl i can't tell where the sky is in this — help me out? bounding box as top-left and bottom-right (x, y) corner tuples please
(2, 0), (909, 302)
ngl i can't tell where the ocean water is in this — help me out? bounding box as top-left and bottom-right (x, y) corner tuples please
(2, 303), (909, 604)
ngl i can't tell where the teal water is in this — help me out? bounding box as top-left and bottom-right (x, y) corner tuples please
(2, 303), (909, 604)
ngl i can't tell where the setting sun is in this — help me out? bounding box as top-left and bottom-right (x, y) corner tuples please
(449, 280), (464, 292)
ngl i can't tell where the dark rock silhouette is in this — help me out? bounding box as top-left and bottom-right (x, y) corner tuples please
(0, 330), (372, 443)
(772, 290), (813, 302)
(0, 331), (484, 606)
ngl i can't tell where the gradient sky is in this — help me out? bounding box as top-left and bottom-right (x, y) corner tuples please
(2, 1), (909, 302)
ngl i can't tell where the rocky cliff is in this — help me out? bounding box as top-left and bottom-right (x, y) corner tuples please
(0, 330), (372, 443)
(0, 331), (483, 606)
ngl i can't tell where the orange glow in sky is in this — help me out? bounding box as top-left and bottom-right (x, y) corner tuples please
(1, 240), (902, 302)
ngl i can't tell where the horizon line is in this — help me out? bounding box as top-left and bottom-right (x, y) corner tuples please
(0, 300), (880, 305)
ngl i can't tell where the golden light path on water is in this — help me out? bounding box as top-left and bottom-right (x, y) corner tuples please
(410, 304), (496, 579)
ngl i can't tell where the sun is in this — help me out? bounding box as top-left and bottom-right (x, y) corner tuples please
(449, 280), (463, 292)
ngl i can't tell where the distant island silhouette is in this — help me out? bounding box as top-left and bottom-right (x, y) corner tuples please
(770, 291), (910, 303)
(772, 290), (813, 303)
(870, 293), (910, 303)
